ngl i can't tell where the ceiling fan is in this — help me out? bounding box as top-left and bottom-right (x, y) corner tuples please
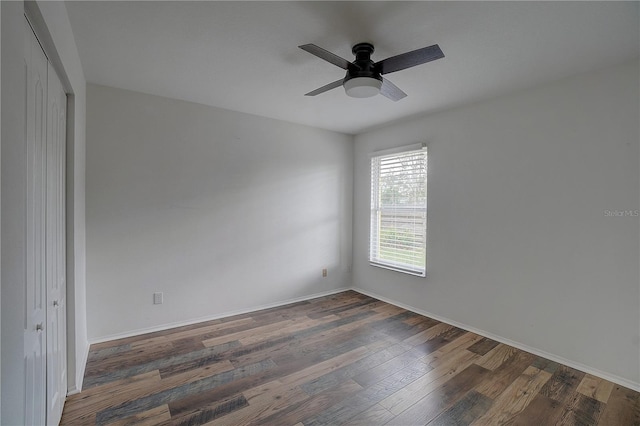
(299, 42), (444, 101)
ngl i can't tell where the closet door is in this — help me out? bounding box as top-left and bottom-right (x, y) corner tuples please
(24, 16), (68, 425)
(24, 18), (48, 426)
(46, 61), (67, 425)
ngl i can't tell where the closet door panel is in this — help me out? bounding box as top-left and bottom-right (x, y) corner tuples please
(24, 18), (48, 426)
(46, 61), (67, 426)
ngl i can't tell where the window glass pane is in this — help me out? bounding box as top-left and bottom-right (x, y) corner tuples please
(370, 148), (427, 276)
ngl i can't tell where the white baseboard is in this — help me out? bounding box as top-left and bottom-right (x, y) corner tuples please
(88, 287), (351, 345)
(352, 286), (640, 392)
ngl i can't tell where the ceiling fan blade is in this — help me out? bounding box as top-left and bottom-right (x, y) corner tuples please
(380, 78), (407, 101)
(299, 44), (357, 70)
(375, 44), (444, 75)
(305, 78), (344, 96)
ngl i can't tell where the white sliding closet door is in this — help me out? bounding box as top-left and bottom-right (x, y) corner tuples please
(24, 16), (68, 426)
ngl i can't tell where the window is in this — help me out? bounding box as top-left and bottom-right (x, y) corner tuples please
(370, 144), (427, 276)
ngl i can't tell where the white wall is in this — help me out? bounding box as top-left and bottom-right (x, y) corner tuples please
(353, 60), (640, 388)
(1, 3), (27, 422)
(1, 1), (87, 422)
(86, 84), (353, 340)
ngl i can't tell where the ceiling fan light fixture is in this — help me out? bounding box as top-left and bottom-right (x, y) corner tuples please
(344, 76), (382, 98)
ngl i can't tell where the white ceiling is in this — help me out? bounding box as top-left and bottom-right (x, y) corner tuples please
(65, 1), (639, 135)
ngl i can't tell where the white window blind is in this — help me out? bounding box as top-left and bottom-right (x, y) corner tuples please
(370, 146), (427, 276)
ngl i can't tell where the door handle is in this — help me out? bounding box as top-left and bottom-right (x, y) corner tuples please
(53, 300), (59, 307)
(36, 323), (43, 332)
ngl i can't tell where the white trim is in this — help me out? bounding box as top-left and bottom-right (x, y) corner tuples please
(66, 343), (89, 395)
(369, 262), (426, 277)
(369, 142), (426, 158)
(352, 286), (640, 392)
(88, 287), (350, 345)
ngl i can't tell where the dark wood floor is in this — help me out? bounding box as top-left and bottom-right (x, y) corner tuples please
(61, 291), (639, 425)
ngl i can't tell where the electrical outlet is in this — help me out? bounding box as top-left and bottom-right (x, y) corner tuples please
(322, 268), (328, 277)
(153, 292), (163, 305)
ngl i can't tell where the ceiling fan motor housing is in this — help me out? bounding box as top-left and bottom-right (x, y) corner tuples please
(343, 43), (383, 98)
(344, 43), (383, 83)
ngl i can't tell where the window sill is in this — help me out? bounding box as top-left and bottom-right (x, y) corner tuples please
(369, 262), (426, 277)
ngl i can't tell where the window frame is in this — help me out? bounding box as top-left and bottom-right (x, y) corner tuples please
(369, 143), (427, 277)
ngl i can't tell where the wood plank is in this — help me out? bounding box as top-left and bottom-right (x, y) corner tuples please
(95, 359), (275, 424)
(303, 359), (433, 426)
(474, 343), (519, 371)
(557, 392), (605, 426)
(471, 365), (553, 425)
(88, 343), (131, 361)
(393, 319), (444, 342)
(246, 379), (364, 426)
(380, 348), (480, 415)
(306, 297), (379, 319)
(412, 327), (468, 356)
(226, 335), (297, 368)
(335, 300), (387, 318)
(61, 371), (163, 422)
(66, 370), (161, 402)
(597, 385), (640, 426)
(364, 333), (405, 353)
(391, 364), (491, 425)
(169, 336), (205, 353)
(403, 314), (431, 326)
(202, 386), (308, 426)
(64, 360), (237, 423)
(299, 344), (408, 396)
(237, 314), (339, 346)
(511, 394), (563, 426)
(428, 390), (493, 426)
(170, 394), (248, 426)
(421, 331), (482, 367)
(167, 353), (327, 417)
(202, 318), (297, 347)
(85, 339), (176, 378)
(86, 312), (254, 351)
(158, 353), (235, 379)
(467, 337), (500, 356)
(473, 350), (536, 399)
(155, 317), (257, 345)
(83, 341), (240, 388)
(538, 365), (585, 404)
(60, 411), (96, 426)
(576, 374), (615, 403)
(371, 312), (433, 341)
(343, 403), (396, 426)
(352, 348), (428, 388)
(403, 322), (453, 346)
(267, 312), (391, 366)
(168, 340), (369, 419)
(104, 404), (171, 426)
(244, 346), (370, 399)
(531, 355), (561, 374)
